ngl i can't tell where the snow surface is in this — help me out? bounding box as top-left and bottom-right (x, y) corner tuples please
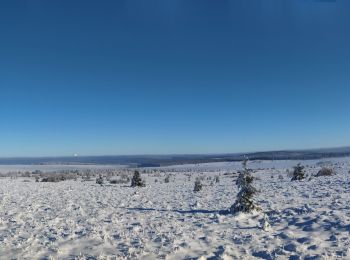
(0, 164), (127, 174)
(0, 158), (350, 259)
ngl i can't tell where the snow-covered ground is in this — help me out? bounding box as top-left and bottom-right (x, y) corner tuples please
(0, 158), (349, 259)
(0, 164), (127, 174)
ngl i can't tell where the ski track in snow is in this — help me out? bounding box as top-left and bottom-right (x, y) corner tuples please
(0, 158), (350, 259)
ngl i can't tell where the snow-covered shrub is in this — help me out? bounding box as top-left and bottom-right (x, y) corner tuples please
(198, 175), (205, 181)
(316, 167), (336, 177)
(230, 160), (259, 213)
(131, 171), (145, 187)
(41, 177), (56, 182)
(83, 172), (92, 181)
(215, 176), (220, 183)
(119, 173), (130, 181)
(193, 178), (202, 192)
(109, 178), (127, 184)
(41, 175), (66, 182)
(96, 175), (104, 185)
(22, 171), (31, 178)
(291, 163), (305, 181)
(32, 170), (42, 175)
(109, 174), (130, 184)
(109, 179), (118, 184)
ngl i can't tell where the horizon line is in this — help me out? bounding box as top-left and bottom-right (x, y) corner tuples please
(0, 145), (349, 159)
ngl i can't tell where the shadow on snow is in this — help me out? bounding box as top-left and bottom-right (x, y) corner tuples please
(125, 207), (230, 215)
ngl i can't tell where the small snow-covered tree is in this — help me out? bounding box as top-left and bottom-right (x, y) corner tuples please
(96, 174), (104, 186)
(164, 175), (170, 183)
(131, 170), (145, 187)
(230, 159), (259, 213)
(215, 176), (220, 183)
(193, 178), (202, 192)
(291, 163), (305, 181)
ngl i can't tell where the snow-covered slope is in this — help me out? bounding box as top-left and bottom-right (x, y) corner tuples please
(0, 164), (126, 174)
(0, 159), (349, 259)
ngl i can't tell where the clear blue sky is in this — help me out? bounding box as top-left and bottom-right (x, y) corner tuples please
(1, 0), (350, 157)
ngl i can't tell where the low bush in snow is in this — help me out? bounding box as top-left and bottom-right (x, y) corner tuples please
(96, 175), (104, 185)
(193, 178), (202, 192)
(41, 176), (65, 182)
(215, 176), (220, 183)
(316, 167), (336, 177)
(109, 178), (130, 184)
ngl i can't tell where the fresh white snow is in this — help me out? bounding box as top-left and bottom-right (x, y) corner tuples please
(0, 164), (127, 174)
(0, 158), (349, 259)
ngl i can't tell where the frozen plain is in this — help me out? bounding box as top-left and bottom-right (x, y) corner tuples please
(0, 158), (349, 259)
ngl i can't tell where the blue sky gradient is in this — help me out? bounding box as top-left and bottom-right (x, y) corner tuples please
(1, 0), (350, 156)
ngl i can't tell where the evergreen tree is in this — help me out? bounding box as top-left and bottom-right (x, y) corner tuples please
(96, 174), (104, 186)
(131, 170), (145, 187)
(230, 159), (259, 213)
(215, 176), (220, 183)
(193, 178), (203, 192)
(165, 175), (170, 183)
(291, 163), (305, 181)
